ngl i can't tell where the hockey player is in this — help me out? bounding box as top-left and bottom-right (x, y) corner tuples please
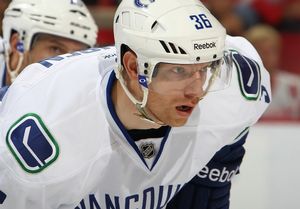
(0, 0), (271, 208)
(0, 0), (98, 88)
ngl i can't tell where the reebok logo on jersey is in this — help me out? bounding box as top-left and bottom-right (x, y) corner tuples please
(197, 165), (240, 183)
(194, 42), (216, 50)
(6, 113), (59, 173)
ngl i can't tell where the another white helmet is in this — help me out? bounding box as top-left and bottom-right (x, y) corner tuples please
(2, 0), (98, 50)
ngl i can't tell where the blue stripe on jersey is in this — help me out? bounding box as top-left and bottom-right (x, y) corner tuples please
(0, 85), (9, 101)
(106, 71), (171, 171)
(1, 64), (7, 87)
(0, 190), (6, 204)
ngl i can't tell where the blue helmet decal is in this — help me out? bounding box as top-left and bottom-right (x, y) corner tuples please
(70, 0), (84, 6)
(135, 0), (155, 8)
(138, 75), (148, 88)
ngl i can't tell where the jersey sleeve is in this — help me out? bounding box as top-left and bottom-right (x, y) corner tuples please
(0, 47), (117, 209)
(197, 35), (271, 147)
(166, 130), (248, 209)
(227, 35), (271, 125)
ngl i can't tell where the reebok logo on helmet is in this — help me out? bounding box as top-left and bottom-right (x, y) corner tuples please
(194, 42), (216, 50)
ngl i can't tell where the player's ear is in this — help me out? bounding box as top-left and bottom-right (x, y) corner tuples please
(123, 50), (138, 79)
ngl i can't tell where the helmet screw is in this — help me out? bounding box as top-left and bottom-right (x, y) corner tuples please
(144, 63), (149, 68)
(213, 54), (217, 59)
(196, 57), (200, 61)
(144, 70), (148, 74)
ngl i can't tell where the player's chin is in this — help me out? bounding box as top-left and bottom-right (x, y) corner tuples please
(166, 118), (188, 127)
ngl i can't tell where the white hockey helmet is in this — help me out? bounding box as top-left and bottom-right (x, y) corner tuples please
(2, 0), (98, 50)
(113, 0), (231, 109)
(114, 0), (226, 68)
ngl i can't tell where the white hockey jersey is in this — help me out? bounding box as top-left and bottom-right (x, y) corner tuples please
(0, 37), (271, 209)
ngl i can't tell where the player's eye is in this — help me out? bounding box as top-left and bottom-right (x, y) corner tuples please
(168, 67), (190, 80)
(171, 67), (186, 74)
(49, 46), (65, 55)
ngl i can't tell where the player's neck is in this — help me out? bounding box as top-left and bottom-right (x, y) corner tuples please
(112, 80), (161, 130)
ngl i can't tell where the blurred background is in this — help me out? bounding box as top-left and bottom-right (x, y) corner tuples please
(1, 0), (300, 208)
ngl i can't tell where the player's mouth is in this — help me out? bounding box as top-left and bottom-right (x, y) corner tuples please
(176, 105), (193, 116)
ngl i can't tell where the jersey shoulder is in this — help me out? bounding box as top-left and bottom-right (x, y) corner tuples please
(191, 36), (271, 145)
(0, 47), (117, 183)
(225, 35), (271, 102)
(1, 46), (117, 116)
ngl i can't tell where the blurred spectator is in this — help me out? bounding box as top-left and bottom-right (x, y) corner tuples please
(251, 0), (300, 31)
(0, 0), (11, 36)
(202, 0), (246, 35)
(245, 24), (300, 121)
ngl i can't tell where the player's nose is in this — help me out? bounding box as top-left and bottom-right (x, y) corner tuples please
(183, 78), (204, 99)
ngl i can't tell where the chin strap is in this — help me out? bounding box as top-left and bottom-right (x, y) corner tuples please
(5, 52), (24, 83)
(116, 66), (165, 125)
(4, 41), (25, 84)
(134, 103), (166, 126)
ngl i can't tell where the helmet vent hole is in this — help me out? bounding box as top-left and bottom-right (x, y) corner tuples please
(159, 40), (186, 55)
(159, 40), (170, 53)
(151, 21), (158, 30)
(43, 21), (55, 26)
(169, 42), (178, 54)
(121, 11), (130, 27)
(70, 10), (86, 17)
(196, 57), (200, 61)
(70, 30), (74, 34)
(30, 17), (40, 22)
(30, 14), (41, 18)
(84, 34), (87, 39)
(11, 8), (21, 12)
(213, 54), (217, 59)
(178, 47), (187, 54)
(45, 15), (56, 20)
(115, 15), (120, 23)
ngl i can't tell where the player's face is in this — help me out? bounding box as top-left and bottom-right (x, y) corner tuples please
(146, 63), (208, 126)
(25, 33), (89, 64)
(6, 33), (90, 85)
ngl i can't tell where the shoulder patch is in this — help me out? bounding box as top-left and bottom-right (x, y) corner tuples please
(232, 50), (261, 101)
(6, 113), (59, 173)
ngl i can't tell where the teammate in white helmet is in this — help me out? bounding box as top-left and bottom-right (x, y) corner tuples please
(0, 0), (98, 87)
(0, 0), (271, 209)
